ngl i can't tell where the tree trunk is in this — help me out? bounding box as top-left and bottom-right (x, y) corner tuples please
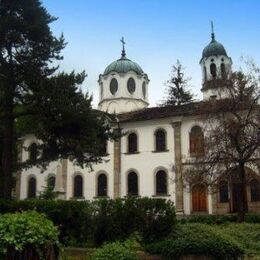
(2, 111), (14, 200)
(1, 67), (14, 200)
(237, 162), (248, 222)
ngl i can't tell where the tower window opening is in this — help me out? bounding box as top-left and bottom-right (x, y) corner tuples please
(210, 63), (217, 78)
(127, 77), (136, 94)
(221, 63), (226, 79)
(110, 78), (118, 95)
(203, 66), (207, 82)
(142, 82), (146, 99)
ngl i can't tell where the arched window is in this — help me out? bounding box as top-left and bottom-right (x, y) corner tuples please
(219, 181), (229, 203)
(221, 63), (226, 79)
(73, 175), (83, 198)
(155, 129), (166, 151)
(210, 63), (216, 78)
(28, 176), (36, 198)
(204, 66), (207, 81)
(127, 172), (138, 196)
(47, 176), (56, 191)
(156, 170), (167, 195)
(128, 133), (138, 153)
(97, 173), (107, 197)
(190, 126), (205, 156)
(29, 143), (37, 161)
(250, 179), (260, 202)
(127, 78), (136, 94)
(110, 78), (118, 95)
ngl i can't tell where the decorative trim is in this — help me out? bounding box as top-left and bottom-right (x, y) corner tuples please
(98, 97), (149, 106)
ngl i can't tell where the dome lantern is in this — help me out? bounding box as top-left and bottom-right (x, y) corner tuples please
(98, 38), (149, 114)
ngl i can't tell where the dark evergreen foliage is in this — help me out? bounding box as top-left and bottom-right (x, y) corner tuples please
(160, 60), (194, 106)
(0, 0), (115, 198)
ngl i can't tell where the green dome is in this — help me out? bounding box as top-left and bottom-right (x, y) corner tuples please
(202, 37), (227, 59)
(103, 57), (144, 75)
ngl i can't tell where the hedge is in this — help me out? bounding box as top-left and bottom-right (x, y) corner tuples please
(179, 213), (260, 224)
(0, 197), (176, 246)
(145, 223), (244, 259)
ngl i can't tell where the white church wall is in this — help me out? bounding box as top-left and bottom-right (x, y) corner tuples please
(66, 140), (114, 200)
(120, 119), (175, 200)
(20, 161), (60, 199)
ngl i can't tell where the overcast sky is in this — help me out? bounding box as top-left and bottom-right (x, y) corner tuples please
(42, 0), (260, 107)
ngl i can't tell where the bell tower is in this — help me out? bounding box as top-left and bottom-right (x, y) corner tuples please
(200, 23), (232, 100)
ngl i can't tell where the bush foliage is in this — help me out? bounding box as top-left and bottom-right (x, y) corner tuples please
(219, 223), (260, 256)
(0, 211), (59, 259)
(93, 240), (138, 260)
(145, 223), (244, 260)
(0, 197), (176, 246)
(179, 213), (260, 224)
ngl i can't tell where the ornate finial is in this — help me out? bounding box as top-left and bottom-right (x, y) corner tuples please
(120, 37), (126, 58)
(211, 21), (215, 41)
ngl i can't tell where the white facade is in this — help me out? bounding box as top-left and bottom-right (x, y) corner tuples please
(18, 34), (260, 215)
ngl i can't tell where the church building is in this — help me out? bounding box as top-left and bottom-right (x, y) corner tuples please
(17, 30), (260, 215)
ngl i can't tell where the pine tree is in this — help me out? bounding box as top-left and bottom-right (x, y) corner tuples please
(160, 60), (194, 106)
(0, 0), (113, 199)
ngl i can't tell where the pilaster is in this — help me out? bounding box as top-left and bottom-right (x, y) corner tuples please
(15, 139), (23, 199)
(113, 129), (121, 198)
(172, 121), (184, 214)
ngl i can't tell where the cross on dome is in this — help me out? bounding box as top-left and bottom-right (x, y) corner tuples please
(120, 36), (126, 58)
(211, 21), (215, 41)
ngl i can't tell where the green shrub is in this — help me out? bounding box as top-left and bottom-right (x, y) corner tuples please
(179, 214), (237, 224)
(145, 223), (244, 260)
(93, 240), (138, 260)
(0, 211), (59, 259)
(92, 197), (176, 245)
(179, 213), (260, 225)
(0, 197), (176, 246)
(219, 223), (260, 255)
(245, 213), (260, 223)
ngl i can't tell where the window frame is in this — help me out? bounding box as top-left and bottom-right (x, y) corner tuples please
(189, 125), (205, 157)
(28, 142), (37, 162)
(127, 171), (139, 196)
(154, 128), (167, 152)
(27, 176), (37, 199)
(155, 170), (168, 195)
(219, 180), (229, 203)
(127, 77), (136, 94)
(250, 179), (260, 202)
(110, 78), (118, 95)
(127, 132), (138, 154)
(73, 174), (84, 198)
(97, 173), (108, 197)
